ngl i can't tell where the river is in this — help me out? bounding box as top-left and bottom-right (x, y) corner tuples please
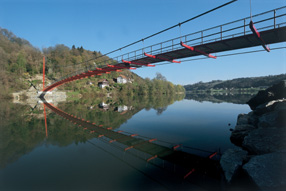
(0, 93), (253, 190)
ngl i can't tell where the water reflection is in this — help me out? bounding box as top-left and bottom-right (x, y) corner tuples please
(0, 93), (251, 190)
(185, 92), (255, 104)
(42, 97), (222, 189)
(0, 94), (185, 168)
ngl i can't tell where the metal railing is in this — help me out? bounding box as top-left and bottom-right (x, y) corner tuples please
(54, 6), (286, 83)
(115, 6), (286, 62)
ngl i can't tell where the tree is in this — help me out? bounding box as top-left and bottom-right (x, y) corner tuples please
(16, 52), (27, 74)
(78, 46), (84, 53)
(155, 72), (167, 81)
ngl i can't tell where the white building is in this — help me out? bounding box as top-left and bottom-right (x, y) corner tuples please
(98, 79), (109, 89)
(116, 75), (128, 84)
(117, 105), (128, 113)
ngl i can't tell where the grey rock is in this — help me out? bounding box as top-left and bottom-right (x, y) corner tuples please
(237, 113), (249, 125)
(258, 110), (285, 128)
(255, 99), (286, 116)
(243, 152), (286, 191)
(230, 124), (256, 146)
(247, 111), (259, 126)
(247, 80), (286, 110)
(220, 148), (248, 182)
(237, 112), (258, 126)
(242, 127), (286, 154)
(275, 100), (286, 111)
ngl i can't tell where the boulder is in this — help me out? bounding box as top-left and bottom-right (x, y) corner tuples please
(236, 113), (249, 125)
(247, 80), (286, 110)
(243, 152), (286, 191)
(220, 148), (248, 183)
(258, 110), (286, 129)
(230, 124), (256, 146)
(254, 99), (286, 116)
(236, 112), (258, 126)
(242, 127), (286, 154)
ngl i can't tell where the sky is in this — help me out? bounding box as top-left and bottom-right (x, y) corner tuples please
(0, 0), (285, 85)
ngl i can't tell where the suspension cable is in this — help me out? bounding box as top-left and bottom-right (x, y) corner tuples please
(250, 0), (253, 21)
(179, 23), (182, 42)
(56, 0), (237, 68)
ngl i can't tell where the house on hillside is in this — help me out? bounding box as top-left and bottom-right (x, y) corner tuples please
(98, 102), (109, 111)
(115, 105), (128, 113)
(114, 75), (131, 84)
(86, 81), (93, 85)
(98, 79), (109, 89)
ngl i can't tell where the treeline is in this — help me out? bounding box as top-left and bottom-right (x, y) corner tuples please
(119, 73), (185, 96)
(64, 71), (185, 97)
(184, 74), (286, 92)
(42, 43), (184, 96)
(42, 44), (109, 80)
(0, 28), (42, 95)
(0, 27), (184, 97)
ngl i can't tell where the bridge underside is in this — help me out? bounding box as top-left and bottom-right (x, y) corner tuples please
(42, 26), (286, 93)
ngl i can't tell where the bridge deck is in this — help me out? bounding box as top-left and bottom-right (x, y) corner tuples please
(42, 6), (286, 93)
(129, 27), (286, 65)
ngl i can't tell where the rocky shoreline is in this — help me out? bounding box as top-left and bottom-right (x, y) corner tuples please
(220, 80), (286, 191)
(12, 75), (66, 106)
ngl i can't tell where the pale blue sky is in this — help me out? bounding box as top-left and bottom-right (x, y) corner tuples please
(0, 0), (285, 85)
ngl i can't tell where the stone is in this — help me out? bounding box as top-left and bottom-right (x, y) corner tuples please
(230, 124), (256, 146)
(236, 112), (258, 126)
(255, 99), (286, 116)
(247, 80), (286, 110)
(258, 110), (285, 128)
(236, 113), (249, 125)
(254, 100), (286, 128)
(220, 148), (248, 183)
(242, 127), (286, 154)
(243, 152), (286, 191)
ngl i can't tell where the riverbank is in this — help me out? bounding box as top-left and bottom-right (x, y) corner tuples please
(220, 80), (286, 191)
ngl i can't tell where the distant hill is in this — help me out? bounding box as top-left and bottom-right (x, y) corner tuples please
(184, 74), (286, 92)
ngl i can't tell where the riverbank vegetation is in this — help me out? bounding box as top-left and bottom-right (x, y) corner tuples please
(184, 74), (286, 93)
(64, 70), (185, 98)
(0, 27), (184, 98)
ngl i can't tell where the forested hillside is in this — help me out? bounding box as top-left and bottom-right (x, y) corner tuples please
(0, 28), (42, 94)
(0, 27), (184, 98)
(184, 74), (286, 92)
(0, 27), (107, 97)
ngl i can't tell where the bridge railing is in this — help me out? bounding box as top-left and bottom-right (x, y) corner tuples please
(53, 6), (286, 84)
(114, 6), (286, 62)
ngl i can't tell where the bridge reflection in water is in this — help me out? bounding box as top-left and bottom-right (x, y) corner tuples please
(42, 98), (223, 189)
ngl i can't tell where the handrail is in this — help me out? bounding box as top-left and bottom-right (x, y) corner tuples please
(52, 6), (286, 83)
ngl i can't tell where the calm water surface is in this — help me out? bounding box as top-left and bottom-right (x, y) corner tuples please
(0, 94), (251, 190)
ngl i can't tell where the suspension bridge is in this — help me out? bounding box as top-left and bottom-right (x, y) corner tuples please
(40, 5), (286, 96)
